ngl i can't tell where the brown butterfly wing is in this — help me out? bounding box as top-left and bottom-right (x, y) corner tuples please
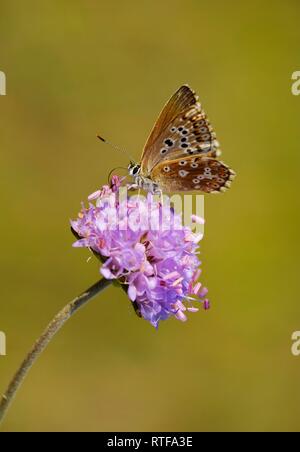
(141, 85), (221, 175)
(150, 156), (235, 193)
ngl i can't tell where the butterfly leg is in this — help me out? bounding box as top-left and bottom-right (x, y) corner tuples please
(152, 188), (164, 206)
(158, 189), (164, 206)
(150, 183), (163, 205)
(127, 183), (139, 192)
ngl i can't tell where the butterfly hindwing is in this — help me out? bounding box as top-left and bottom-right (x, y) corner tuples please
(150, 156), (235, 193)
(141, 85), (221, 175)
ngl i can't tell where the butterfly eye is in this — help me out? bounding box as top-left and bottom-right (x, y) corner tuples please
(181, 130), (188, 135)
(132, 166), (140, 175)
(181, 143), (188, 149)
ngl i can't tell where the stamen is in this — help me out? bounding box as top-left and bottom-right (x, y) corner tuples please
(172, 277), (184, 287)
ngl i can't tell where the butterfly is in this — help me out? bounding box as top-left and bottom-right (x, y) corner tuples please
(128, 84), (235, 194)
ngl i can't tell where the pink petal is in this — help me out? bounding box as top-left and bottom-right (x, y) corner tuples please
(164, 271), (180, 281)
(172, 277), (184, 287)
(134, 243), (146, 254)
(88, 190), (101, 201)
(193, 282), (202, 295)
(198, 287), (208, 297)
(175, 310), (187, 322)
(101, 267), (114, 279)
(193, 269), (202, 282)
(128, 285), (137, 301)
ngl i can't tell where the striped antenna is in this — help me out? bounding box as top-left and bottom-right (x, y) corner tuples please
(97, 135), (135, 162)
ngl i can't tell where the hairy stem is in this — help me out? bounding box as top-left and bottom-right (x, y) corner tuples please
(0, 277), (112, 426)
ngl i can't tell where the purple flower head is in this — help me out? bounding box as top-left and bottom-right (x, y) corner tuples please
(71, 176), (209, 328)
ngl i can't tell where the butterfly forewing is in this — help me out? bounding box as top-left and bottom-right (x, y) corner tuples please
(151, 156), (235, 193)
(141, 85), (221, 175)
(141, 85), (196, 160)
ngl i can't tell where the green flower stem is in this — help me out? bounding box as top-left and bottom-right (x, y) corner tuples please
(0, 277), (112, 426)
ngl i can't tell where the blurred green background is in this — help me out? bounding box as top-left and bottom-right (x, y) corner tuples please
(1, 0), (300, 432)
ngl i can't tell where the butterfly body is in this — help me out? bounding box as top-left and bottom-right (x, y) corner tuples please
(128, 85), (235, 194)
(128, 162), (161, 194)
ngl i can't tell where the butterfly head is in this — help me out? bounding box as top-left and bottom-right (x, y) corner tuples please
(128, 162), (141, 177)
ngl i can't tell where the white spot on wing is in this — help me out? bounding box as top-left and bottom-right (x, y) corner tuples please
(179, 170), (189, 178)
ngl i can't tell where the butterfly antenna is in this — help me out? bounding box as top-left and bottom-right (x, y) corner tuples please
(97, 135), (135, 162)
